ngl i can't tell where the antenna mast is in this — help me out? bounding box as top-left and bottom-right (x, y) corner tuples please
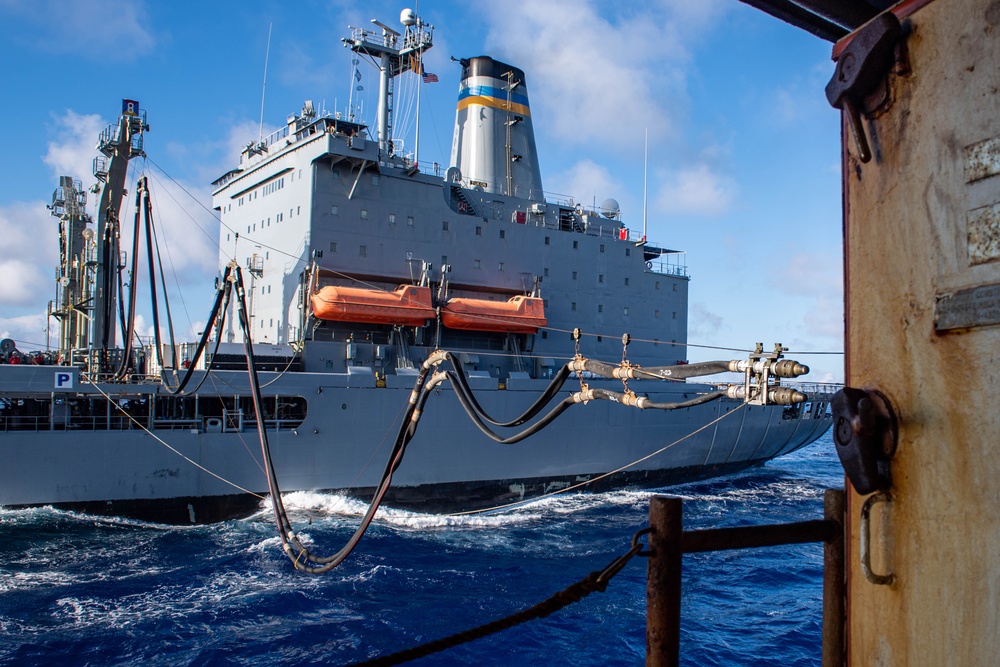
(259, 23), (272, 143)
(642, 128), (648, 242)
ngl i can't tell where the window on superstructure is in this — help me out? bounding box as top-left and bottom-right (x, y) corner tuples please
(498, 262), (505, 272)
(655, 281), (661, 290)
(655, 309), (661, 318)
(407, 216), (414, 226)
(672, 312), (677, 320)
(573, 240), (579, 249)
(624, 307), (629, 316)
(625, 247), (631, 257)
(371, 175), (379, 186)
(598, 304), (604, 313)
(474, 259), (481, 269)
(333, 170), (340, 179)
(442, 220), (449, 231)
(597, 335), (603, 342)
(499, 229), (505, 239)
(545, 236), (550, 245)
(599, 274), (604, 283)
(442, 255), (448, 266)
(544, 268), (549, 277)
(624, 277), (630, 286)
(389, 213), (396, 224)
(360, 245), (367, 257)
(572, 271), (577, 280)
(475, 226), (482, 236)
(541, 331), (548, 339)
(600, 244), (605, 253)
(330, 242), (337, 253)
(673, 284), (678, 292)
(571, 302), (577, 311)
(331, 205), (339, 216)
(361, 209), (368, 220)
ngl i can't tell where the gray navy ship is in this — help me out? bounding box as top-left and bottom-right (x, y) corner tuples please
(0, 9), (833, 524)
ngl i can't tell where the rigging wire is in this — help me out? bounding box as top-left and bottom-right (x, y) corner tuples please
(143, 158), (845, 357)
(86, 381), (265, 499)
(448, 404), (745, 516)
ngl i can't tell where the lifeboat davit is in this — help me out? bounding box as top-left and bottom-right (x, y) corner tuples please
(311, 284), (435, 326)
(441, 295), (547, 334)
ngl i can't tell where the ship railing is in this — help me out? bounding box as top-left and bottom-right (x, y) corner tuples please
(785, 382), (843, 400)
(261, 124), (291, 150)
(645, 258), (689, 278)
(0, 415), (144, 432)
(151, 419), (202, 431)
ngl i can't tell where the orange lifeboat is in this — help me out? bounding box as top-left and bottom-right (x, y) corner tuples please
(441, 295), (547, 334)
(311, 284), (435, 326)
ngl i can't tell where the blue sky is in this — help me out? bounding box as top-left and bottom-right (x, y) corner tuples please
(0, 0), (845, 381)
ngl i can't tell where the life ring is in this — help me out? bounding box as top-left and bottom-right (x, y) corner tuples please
(645, 261), (653, 269)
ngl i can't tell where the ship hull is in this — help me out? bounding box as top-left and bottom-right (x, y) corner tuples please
(0, 369), (832, 523)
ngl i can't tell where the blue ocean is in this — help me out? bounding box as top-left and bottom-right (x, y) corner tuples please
(1, 429), (838, 666)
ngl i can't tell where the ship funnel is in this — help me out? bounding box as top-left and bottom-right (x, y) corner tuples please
(450, 56), (544, 201)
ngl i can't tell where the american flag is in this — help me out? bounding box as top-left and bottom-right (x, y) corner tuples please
(422, 72), (439, 83)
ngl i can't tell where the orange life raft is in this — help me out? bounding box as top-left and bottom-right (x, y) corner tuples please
(311, 285), (435, 326)
(441, 295), (547, 333)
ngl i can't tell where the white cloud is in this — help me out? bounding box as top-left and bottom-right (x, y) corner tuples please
(547, 159), (628, 209)
(803, 295), (844, 340)
(0, 312), (49, 350)
(0, 200), (58, 308)
(2, 0), (155, 61)
(689, 302), (723, 339)
(43, 111), (108, 182)
(769, 250), (842, 297)
(654, 163), (736, 215)
(479, 1), (724, 149)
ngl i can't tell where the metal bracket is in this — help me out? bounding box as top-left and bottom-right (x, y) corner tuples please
(825, 12), (908, 163)
(831, 387), (898, 495)
(860, 491), (894, 585)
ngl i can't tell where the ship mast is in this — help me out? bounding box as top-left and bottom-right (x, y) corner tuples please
(91, 100), (148, 372)
(48, 177), (93, 357)
(342, 8), (433, 158)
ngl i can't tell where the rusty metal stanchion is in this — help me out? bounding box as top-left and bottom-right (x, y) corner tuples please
(646, 496), (682, 667)
(645, 492), (844, 666)
(822, 488), (845, 667)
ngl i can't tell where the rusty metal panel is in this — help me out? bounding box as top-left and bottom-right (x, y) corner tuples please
(967, 202), (1000, 264)
(965, 135), (1000, 183)
(840, 0), (1000, 665)
(934, 281), (1000, 331)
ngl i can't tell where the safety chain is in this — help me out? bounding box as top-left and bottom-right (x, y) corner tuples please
(346, 529), (651, 667)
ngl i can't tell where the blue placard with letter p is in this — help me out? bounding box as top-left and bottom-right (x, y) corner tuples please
(54, 371), (74, 390)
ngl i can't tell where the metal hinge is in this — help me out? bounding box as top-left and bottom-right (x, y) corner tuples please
(825, 12), (910, 163)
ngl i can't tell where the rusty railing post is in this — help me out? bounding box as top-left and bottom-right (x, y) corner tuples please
(646, 496), (682, 667)
(822, 488), (846, 667)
